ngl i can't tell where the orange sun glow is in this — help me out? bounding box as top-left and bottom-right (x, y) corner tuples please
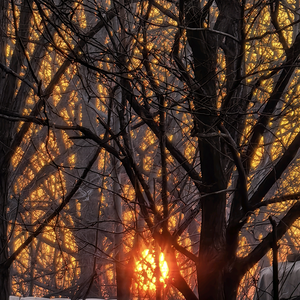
(135, 249), (169, 291)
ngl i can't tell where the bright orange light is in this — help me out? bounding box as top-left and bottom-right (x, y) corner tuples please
(135, 249), (169, 291)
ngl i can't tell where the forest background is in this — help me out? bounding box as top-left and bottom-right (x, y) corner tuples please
(1, 0), (300, 300)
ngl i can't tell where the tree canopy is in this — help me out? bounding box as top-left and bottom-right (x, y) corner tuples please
(1, 0), (300, 299)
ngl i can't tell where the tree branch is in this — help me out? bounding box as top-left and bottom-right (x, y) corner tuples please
(0, 62), (38, 94)
(4, 147), (101, 269)
(5, 4), (125, 164)
(164, 241), (198, 300)
(239, 201), (300, 275)
(270, 0), (289, 52)
(243, 32), (300, 175)
(252, 192), (300, 210)
(219, 124), (249, 213)
(249, 131), (300, 208)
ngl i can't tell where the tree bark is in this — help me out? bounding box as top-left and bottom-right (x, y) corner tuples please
(0, 265), (9, 300)
(0, 162), (9, 300)
(184, 1), (245, 299)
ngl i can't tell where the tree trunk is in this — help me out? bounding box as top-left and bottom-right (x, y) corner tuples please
(0, 161), (10, 300)
(197, 259), (242, 300)
(0, 265), (9, 300)
(116, 253), (134, 300)
(0, 0), (34, 295)
(183, 1), (245, 299)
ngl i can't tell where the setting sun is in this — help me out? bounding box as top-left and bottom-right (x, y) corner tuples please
(135, 249), (169, 291)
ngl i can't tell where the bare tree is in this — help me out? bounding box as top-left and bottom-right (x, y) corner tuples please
(1, 0), (300, 300)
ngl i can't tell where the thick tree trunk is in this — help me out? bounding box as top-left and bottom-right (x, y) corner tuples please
(196, 140), (227, 300)
(197, 258), (242, 300)
(183, 1), (246, 299)
(223, 269), (241, 300)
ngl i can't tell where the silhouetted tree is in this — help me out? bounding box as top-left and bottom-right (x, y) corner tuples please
(1, 1), (300, 300)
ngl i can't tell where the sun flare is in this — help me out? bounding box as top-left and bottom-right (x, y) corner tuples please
(135, 249), (169, 291)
